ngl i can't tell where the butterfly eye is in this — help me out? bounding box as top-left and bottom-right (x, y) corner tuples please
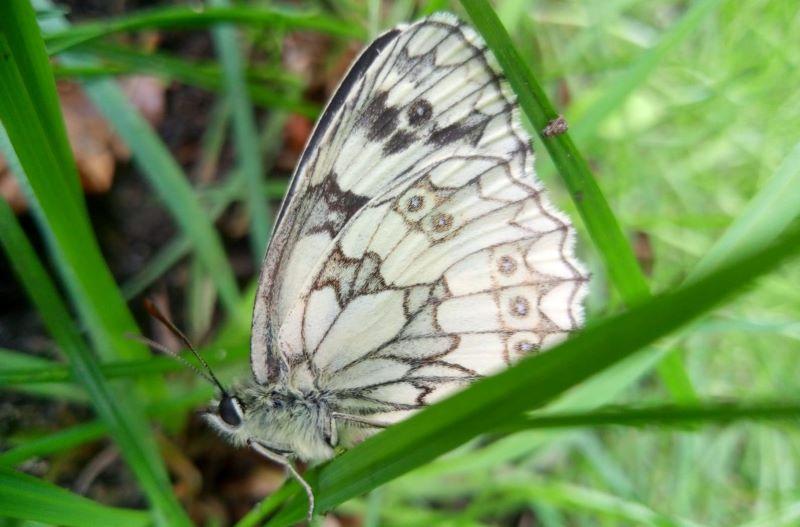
(218, 395), (244, 427)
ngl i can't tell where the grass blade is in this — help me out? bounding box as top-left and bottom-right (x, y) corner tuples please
(264, 220), (800, 525)
(0, 198), (191, 526)
(67, 43), (319, 117)
(0, 468), (149, 527)
(0, 387), (215, 469)
(460, 0), (649, 306)
(44, 5), (365, 54)
(460, 0), (696, 400)
(210, 0), (270, 262)
(497, 401), (800, 433)
(0, 421), (107, 468)
(0, 3), (153, 366)
(690, 141), (800, 279)
(1, 0), (77, 200)
(31, 0), (243, 319)
(0, 348), (84, 400)
(570, 0), (725, 144)
(77, 76), (243, 318)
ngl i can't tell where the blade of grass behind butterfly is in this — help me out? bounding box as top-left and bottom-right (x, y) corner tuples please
(0, 349), (84, 401)
(0, 3), (155, 370)
(32, 0), (243, 320)
(0, 469), (149, 527)
(121, 109), (290, 301)
(43, 5), (365, 54)
(261, 222), (800, 526)
(0, 346), (240, 386)
(568, 0), (724, 146)
(459, 0), (696, 401)
(0, 386), (214, 469)
(688, 142), (800, 280)
(0, 0), (77, 203)
(210, 0), (270, 262)
(0, 200), (191, 526)
(0, 421), (108, 468)
(77, 76), (243, 318)
(63, 43), (318, 117)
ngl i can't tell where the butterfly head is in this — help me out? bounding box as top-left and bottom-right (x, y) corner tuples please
(205, 385), (255, 446)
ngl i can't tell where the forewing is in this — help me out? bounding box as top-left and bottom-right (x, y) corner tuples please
(252, 13), (535, 383)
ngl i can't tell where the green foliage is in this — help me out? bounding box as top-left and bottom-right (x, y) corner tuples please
(0, 469), (149, 527)
(1, 0), (799, 526)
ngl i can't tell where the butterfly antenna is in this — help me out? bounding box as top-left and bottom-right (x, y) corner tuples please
(125, 332), (218, 387)
(142, 299), (228, 395)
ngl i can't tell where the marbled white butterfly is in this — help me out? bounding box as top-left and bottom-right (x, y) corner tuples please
(203, 12), (588, 520)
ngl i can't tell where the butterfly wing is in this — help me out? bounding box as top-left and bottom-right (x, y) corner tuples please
(252, 13), (541, 383)
(261, 15), (587, 437)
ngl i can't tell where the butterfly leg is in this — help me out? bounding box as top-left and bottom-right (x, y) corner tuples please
(331, 412), (390, 429)
(247, 439), (315, 523)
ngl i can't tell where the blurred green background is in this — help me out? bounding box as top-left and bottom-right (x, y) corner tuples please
(1, 0), (799, 526)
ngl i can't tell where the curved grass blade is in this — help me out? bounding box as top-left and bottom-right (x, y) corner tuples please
(0, 3), (154, 367)
(0, 468), (149, 527)
(459, 0), (696, 401)
(0, 348), (84, 400)
(67, 43), (319, 117)
(0, 421), (107, 468)
(76, 76), (243, 318)
(0, 387), (214, 469)
(1, 0), (77, 201)
(496, 401), (800, 434)
(262, 221), (800, 525)
(44, 5), (365, 54)
(210, 0), (270, 262)
(689, 141), (800, 279)
(30, 0), (243, 320)
(0, 199), (191, 527)
(570, 0), (724, 145)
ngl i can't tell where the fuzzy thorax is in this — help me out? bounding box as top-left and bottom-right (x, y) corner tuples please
(204, 381), (336, 462)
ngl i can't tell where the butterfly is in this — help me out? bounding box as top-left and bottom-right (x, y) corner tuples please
(202, 11), (587, 520)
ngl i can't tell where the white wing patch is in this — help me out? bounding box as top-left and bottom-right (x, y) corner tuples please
(251, 14), (588, 442)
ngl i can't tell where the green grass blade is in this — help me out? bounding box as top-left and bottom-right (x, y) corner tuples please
(31, 0), (243, 320)
(0, 0), (78, 200)
(497, 401), (800, 433)
(0, 421), (107, 468)
(689, 141), (800, 279)
(263, 221), (800, 525)
(69, 43), (318, 117)
(210, 0), (270, 262)
(0, 348), (84, 400)
(0, 199), (191, 527)
(484, 481), (699, 527)
(44, 5), (365, 54)
(460, 0), (649, 306)
(76, 76), (243, 318)
(0, 337), (243, 387)
(460, 0), (696, 400)
(0, 6), (152, 366)
(121, 173), (244, 300)
(0, 468), (149, 527)
(0, 388), (215, 469)
(0, 353), (182, 385)
(570, 0), (724, 144)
